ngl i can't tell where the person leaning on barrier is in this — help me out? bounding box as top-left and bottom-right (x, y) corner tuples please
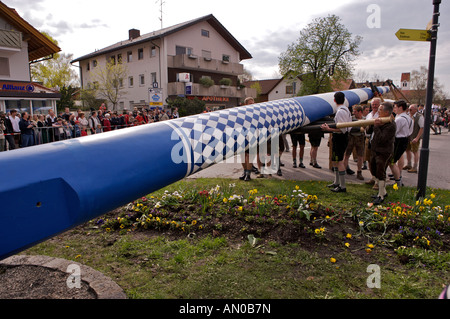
(369, 102), (396, 205)
(0, 111), (6, 151)
(321, 91), (352, 193)
(19, 112), (35, 147)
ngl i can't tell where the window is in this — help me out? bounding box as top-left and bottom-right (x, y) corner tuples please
(129, 76), (134, 87)
(222, 55), (230, 63)
(118, 54), (123, 64)
(110, 56), (116, 65)
(139, 74), (145, 86)
(176, 45), (193, 56)
(151, 72), (157, 85)
(119, 78), (124, 88)
(93, 60), (97, 67)
(286, 85), (294, 95)
(202, 50), (212, 60)
(201, 29), (210, 37)
(151, 46), (156, 57)
(0, 58), (11, 76)
(86, 62), (90, 72)
(138, 48), (144, 60)
(127, 51), (133, 63)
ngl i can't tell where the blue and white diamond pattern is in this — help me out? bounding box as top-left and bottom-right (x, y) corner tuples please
(165, 98), (307, 176)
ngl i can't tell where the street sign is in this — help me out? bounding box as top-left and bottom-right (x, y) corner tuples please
(148, 88), (163, 106)
(395, 29), (431, 41)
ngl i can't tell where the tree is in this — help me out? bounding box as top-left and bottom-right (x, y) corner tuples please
(30, 32), (79, 89)
(279, 14), (362, 95)
(410, 66), (447, 105)
(56, 85), (77, 112)
(91, 60), (128, 111)
(167, 97), (205, 117)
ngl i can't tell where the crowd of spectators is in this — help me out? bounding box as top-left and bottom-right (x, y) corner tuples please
(0, 104), (180, 151)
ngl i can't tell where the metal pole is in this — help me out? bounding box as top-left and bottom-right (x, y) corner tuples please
(417, 0), (441, 199)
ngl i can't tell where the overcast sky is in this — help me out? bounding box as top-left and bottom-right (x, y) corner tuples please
(5, 0), (449, 95)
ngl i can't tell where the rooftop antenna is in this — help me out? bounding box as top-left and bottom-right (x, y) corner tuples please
(156, 0), (165, 29)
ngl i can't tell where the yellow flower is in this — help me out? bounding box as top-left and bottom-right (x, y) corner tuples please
(346, 233), (352, 239)
(393, 183), (399, 190)
(430, 193), (436, 199)
(223, 198), (228, 203)
(75, 254), (81, 259)
(295, 185), (300, 190)
(330, 258), (336, 263)
(106, 228), (111, 232)
(359, 221), (364, 227)
(237, 206), (243, 211)
(367, 243), (374, 249)
(345, 243), (350, 248)
(192, 220), (197, 225)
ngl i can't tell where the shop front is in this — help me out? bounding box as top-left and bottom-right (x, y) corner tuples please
(0, 81), (60, 116)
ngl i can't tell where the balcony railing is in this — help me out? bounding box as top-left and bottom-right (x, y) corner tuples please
(167, 54), (244, 75)
(0, 29), (22, 49)
(168, 82), (257, 100)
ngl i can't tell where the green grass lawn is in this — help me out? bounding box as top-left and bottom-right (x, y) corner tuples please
(24, 178), (450, 299)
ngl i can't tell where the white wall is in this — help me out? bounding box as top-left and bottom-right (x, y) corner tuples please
(268, 78), (302, 101)
(0, 40), (30, 81)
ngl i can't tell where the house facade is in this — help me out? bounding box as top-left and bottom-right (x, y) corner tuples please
(244, 76), (303, 103)
(72, 14), (257, 111)
(0, 1), (61, 115)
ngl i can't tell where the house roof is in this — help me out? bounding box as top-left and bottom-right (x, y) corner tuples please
(0, 1), (61, 61)
(243, 79), (283, 95)
(71, 14), (252, 63)
(331, 79), (356, 91)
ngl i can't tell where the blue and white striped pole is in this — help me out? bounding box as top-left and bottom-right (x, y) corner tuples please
(0, 86), (389, 259)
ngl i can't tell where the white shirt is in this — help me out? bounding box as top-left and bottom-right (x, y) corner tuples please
(334, 105), (352, 133)
(395, 112), (413, 138)
(8, 115), (20, 132)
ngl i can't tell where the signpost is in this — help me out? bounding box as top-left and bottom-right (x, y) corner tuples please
(395, 0), (441, 199)
(395, 29), (431, 42)
(149, 88), (163, 107)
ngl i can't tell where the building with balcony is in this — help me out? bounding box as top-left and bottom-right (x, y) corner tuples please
(0, 1), (61, 115)
(71, 14), (256, 110)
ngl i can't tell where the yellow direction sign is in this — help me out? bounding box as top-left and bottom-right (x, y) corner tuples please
(395, 29), (431, 41)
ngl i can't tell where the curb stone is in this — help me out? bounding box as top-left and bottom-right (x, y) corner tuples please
(0, 255), (127, 299)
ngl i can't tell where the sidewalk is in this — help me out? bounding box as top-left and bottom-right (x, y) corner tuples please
(187, 134), (450, 190)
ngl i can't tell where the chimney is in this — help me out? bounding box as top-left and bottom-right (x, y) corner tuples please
(129, 29), (140, 40)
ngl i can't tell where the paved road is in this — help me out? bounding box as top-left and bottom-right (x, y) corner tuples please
(187, 130), (450, 191)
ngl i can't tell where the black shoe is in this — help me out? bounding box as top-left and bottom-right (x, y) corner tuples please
(346, 168), (355, 175)
(313, 163), (322, 169)
(362, 164), (367, 170)
(331, 186), (347, 193)
(252, 165), (260, 174)
(327, 183), (339, 188)
(280, 162), (285, 167)
(239, 172), (246, 180)
(244, 173), (251, 181)
(371, 193), (388, 199)
(372, 196), (384, 205)
(299, 163), (306, 168)
(277, 168), (282, 176)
